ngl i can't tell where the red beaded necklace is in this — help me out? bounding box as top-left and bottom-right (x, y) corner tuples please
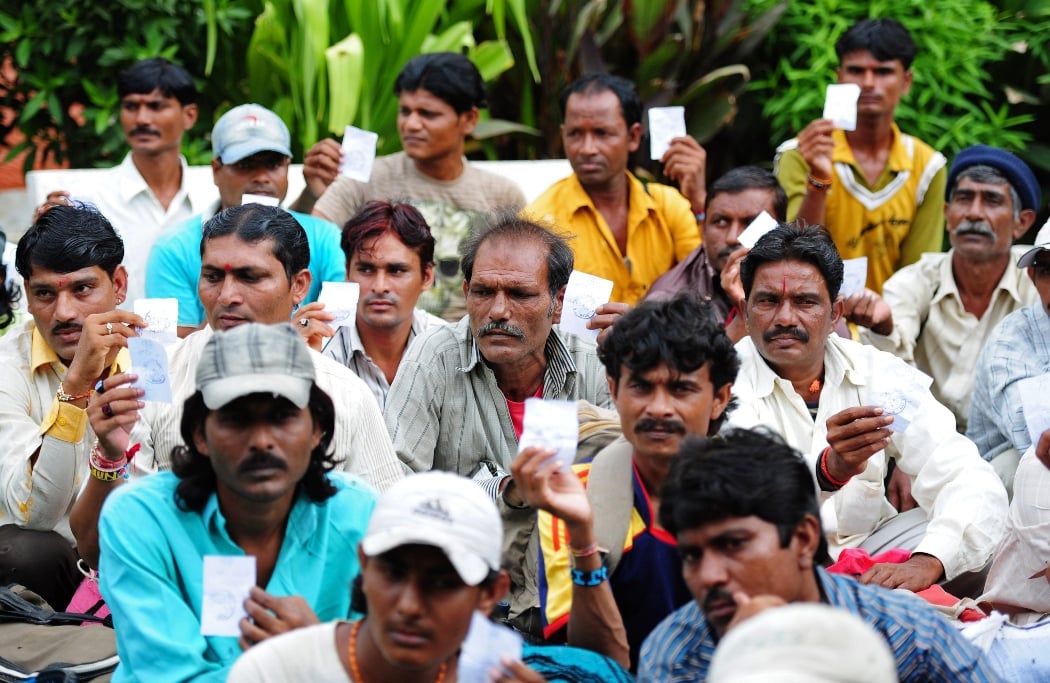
(348, 620), (449, 683)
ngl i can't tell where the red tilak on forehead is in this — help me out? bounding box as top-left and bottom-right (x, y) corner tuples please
(224, 263), (231, 272)
(782, 276), (787, 295)
(58, 278), (67, 288)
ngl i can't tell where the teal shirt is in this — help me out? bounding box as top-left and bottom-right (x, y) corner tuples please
(99, 471), (375, 682)
(145, 209), (345, 327)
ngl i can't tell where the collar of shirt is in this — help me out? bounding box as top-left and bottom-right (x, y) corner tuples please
(114, 152), (200, 210)
(742, 335), (871, 400)
(202, 487), (320, 552)
(931, 246), (1029, 307)
(461, 322), (579, 393)
(832, 122), (911, 176)
(566, 170), (661, 227)
(30, 324), (131, 375)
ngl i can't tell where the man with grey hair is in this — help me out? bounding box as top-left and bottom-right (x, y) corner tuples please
(384, 213), (612, 631)
(859, 145), (1040, 437)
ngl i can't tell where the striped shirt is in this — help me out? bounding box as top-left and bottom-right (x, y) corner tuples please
(322, 308), (447, 410)
(967, 302), (1050, 462)
(384, 317), (612, 475)
(638, 567), (999, 682)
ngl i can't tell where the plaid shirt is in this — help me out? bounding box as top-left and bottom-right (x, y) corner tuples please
(638, 567), (1000, 682)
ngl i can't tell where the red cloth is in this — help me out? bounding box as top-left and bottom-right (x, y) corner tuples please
(827, 548), (912, 575)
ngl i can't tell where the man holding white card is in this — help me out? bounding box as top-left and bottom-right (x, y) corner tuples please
(513, 294), (738, 670)
(648, 166), (787, 341)
(729, 224), (1006, 596)
(774, 18), (946, 293)
(146, 103), (345, 338)
(969, 224), (1050, 490)
(862, 146), (1041, 437)
(527, 74), (704, 305)
(228, 470), (554, 683)
(0, 204), (145, 610)
(97, 323), (377, 681)
(311, 53), (526, 321)
(317, 200), (446, 408)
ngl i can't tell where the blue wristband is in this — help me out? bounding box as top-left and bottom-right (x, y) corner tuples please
(570, 565), (609, 587)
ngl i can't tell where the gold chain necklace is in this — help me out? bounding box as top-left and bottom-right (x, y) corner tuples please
(348, 620), (449, 683)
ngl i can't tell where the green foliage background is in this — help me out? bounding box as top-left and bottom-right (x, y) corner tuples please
(2, 0), (1048, 225)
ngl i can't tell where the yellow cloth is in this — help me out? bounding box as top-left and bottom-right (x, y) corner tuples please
(776, 124), (947, 293)
(526, 172), (700, 304)
(32, 327), (130, 443)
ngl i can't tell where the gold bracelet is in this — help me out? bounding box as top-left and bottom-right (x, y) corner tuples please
(56, 382), (92, 402)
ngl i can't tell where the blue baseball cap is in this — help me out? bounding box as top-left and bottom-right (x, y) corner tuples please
(211, 104), (292, 164)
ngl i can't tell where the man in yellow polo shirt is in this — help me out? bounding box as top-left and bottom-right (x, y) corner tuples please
(0, 203), (145, 608)
(527, 74), (704, 305)
(775, 18), (946, 293)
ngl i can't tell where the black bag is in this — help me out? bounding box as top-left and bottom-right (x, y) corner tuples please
(0, 584), (117, 682)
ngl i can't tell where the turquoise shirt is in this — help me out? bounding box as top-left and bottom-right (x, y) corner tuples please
(99, 471), (375, 682)
(145, 209), (345, 327)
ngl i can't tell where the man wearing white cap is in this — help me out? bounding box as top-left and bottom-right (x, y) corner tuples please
(97, 323), (377, 682)
(146, 103), (345, 337)
(227, 470), (546, 682)
(968, 219), (1050, 490)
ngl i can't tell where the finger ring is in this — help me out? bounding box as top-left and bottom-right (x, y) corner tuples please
(94, 379), (106, 394)
(106, 322), (114, 335)
(101, 403), (114, 418)
(298, 318), (309, 328)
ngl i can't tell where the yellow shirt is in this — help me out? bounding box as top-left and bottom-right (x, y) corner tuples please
(526, 172), (700, 304)
(775, 124), (947, 293)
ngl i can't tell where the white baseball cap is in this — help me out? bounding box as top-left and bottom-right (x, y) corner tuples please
(361, 471), (502, 586)
(1017, 218), (1050, 268)
(708, 603), (898, 683)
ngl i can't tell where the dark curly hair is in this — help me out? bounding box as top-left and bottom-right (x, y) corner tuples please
(171, 385), (338, 512)
(598, 293), (739, 435)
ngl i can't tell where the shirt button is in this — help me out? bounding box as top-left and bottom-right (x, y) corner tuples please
(58, 417), (68, 427)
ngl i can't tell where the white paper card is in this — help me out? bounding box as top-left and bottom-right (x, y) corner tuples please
(518, 398), (578, 472)
(134, 298), (179, 346)
(1017, 373), (1050, 446)
(318, 281), (360, 329)
(128, 337), (173, 403)
(840, 257), (869, 298)
(200, 555), (255, 637)
(649, 106), (687, 160)
(823, 83), (861, 131)
(561, 270), (614, 342)
(457, 611), (524, 683)
(864, 359), (933, 433)
(339, 125), (379, 182)
(241, 193), (280, 207)
(737, 211), (779, 249)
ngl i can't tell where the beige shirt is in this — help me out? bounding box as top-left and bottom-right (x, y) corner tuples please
(979, 446), (1050, 622)
(728, 335), (1007, 580)
(0, 321), (129, 542)
(131, 326), (404, 493)
(861, 246), (1038, 432)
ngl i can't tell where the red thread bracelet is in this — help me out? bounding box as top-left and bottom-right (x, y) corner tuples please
(819, 447), (852, 487)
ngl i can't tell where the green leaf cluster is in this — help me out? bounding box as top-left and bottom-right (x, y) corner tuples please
(244, 0), (538, 158)
(0, 0), (258, 172)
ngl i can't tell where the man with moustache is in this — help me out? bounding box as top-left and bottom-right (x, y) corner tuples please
(97, 323), (377, 681)
(526, 74), (705, 305)
(0, 204), (144, 608)
(859, 146), (1041, 435)
(511, 294), (738, 670)
(383, 215), (611, 632)
(728, 224), (1006, 596)
(637, 429), (997, 682)
(146, 103), (345, 337)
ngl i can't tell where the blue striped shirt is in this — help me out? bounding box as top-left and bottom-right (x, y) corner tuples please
(637, 567), (999, 682)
